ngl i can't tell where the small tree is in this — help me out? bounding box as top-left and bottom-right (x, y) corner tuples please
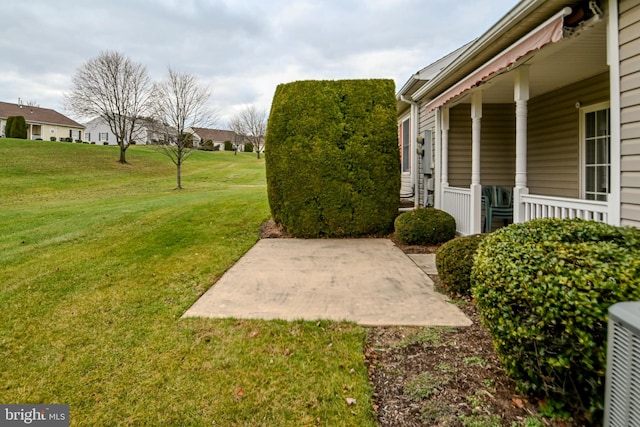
(9, 116), (27, 139)
(229, 105), (267, 159)
(152, 68), (214, 189)
(65, 51), (154, 164)
(4, 116), (15, 138)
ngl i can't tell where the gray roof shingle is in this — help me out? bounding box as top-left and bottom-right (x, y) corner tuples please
(190, 127), (238, 142)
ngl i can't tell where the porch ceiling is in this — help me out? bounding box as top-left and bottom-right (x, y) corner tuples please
(452, 18), (608, 105)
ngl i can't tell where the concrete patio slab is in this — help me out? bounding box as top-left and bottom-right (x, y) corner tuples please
(183, 239), (470, 327)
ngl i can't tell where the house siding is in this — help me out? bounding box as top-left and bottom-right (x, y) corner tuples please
(41, 124), (83, 141)
(448, 105), (472, 188)
(447, 103), (515, 189)
(619, 0), (640, 227)
(418, 108), (437, 206)
(528, 72), (609, 198)
(84, 119), (118, 145)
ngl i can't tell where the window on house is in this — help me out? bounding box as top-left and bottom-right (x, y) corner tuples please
(85, 133), (91, 141)
(402, 118), (410, 172)
(583, 104), (610, 202)
(99, 132), (109, 141)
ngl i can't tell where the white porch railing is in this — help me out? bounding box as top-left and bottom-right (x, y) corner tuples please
(520, 193), (609, 223)
(442, 186), (471, 235)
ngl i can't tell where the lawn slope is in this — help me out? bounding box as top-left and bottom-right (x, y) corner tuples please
(0, 139), (375, 426)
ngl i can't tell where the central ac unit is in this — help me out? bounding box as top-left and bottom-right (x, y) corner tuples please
(603, 301), (640, 427)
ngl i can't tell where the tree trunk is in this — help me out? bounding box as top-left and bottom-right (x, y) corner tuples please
(256, 151), (260, 159)
(119, 145), (127, 164)
(176, 162), (182, 189)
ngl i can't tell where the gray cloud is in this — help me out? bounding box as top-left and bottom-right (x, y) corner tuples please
(0, 0), (520, 124)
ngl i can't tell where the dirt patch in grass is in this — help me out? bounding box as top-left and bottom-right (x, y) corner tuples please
(366, 258), (579, 426)
(366, 299), (558, 426)
(259, 218), (294, 238)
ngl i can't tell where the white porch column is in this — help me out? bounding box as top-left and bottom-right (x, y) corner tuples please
(470, 91), (482, 234)
(608, 0), (621, 226)
(441, 107), (450, 188)
(513, 66), (530, 223)
(434, 108), (442, 209)
(437, 107), (450, 211)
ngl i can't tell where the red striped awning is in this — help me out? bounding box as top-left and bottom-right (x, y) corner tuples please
(425, 7), (570, 113)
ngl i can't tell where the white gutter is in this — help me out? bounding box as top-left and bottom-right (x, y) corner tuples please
(412, 0), (548, 102)
(400, 94), (420, 208)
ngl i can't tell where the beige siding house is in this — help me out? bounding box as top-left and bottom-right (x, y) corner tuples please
(186, 127), (241, 151)
(0, 101), (84, 141)
(620, 0), (640, 226)
(397, 0), (640, 234)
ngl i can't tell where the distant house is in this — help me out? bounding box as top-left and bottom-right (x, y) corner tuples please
(0, 101), (84, 141)
(83, 117), (170, 146)
(186, 127), (241, 151)
(396, 0), (640, 235)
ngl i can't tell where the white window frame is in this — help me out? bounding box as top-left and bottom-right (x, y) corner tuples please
(579, 101), (610, 201)
(401, 117), (410, 173)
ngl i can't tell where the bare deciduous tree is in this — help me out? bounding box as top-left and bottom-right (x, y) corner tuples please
(65, 51), (154, 164)
(228, 105), (267, 159)
(152, 68), (214, 189)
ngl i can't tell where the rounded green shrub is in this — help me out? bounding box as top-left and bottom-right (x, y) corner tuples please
(471, 218), (640, 423)
(394, 208), (455, 245)
(224, 140), (233, 151)
(244, 142), (254, 152)
(436, 233), (487, 296)
(200, 139), (214, 151)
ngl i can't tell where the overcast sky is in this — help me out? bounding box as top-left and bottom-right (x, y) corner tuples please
(1, 0), (520, 126)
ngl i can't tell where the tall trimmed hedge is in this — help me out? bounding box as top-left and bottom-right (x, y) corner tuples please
(471, 218), (640, 423)
(265, 79), (400, 237)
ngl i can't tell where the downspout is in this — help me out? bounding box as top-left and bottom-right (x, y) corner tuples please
(607, 0), (621, 226)
(400, 95), (419, 209)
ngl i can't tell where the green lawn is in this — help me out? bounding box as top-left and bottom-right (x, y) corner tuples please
(0, 139), (375, 426)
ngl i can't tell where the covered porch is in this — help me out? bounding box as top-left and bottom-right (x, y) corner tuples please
(430, 5), (618, 235)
